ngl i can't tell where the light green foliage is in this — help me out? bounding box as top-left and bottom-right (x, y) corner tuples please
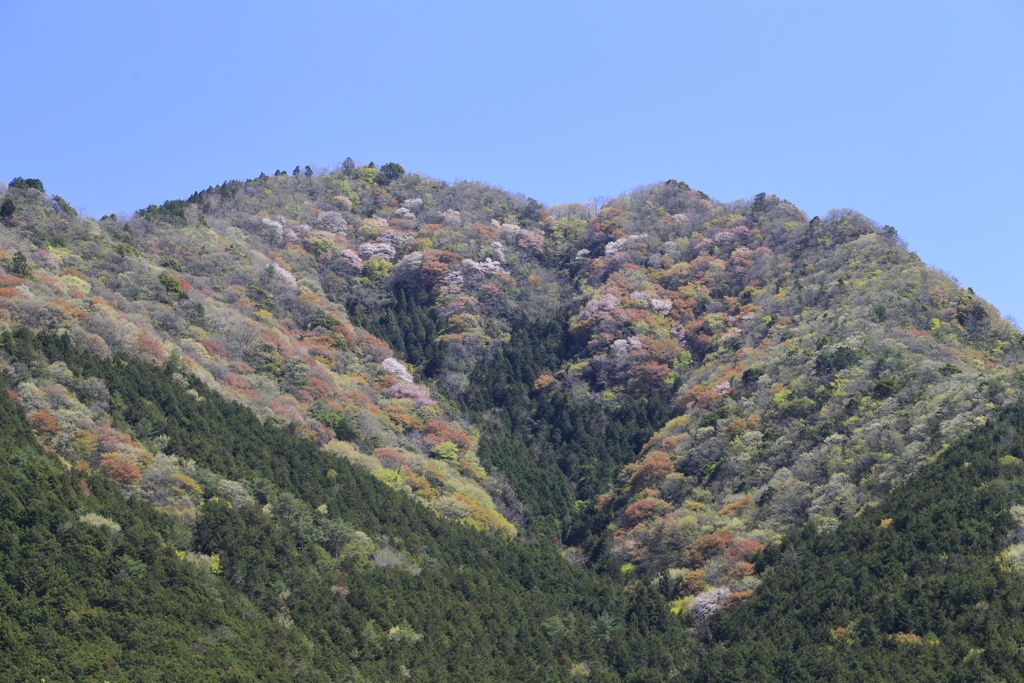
(430, 440), (459, 461)
(372, 468), (404, 486)
(1, 167), (1023, 681)
(305, 237), (334, 258)
(362, 256), (392, 286)
(78, 512), (121, 539)
(385, 621), (423, 644)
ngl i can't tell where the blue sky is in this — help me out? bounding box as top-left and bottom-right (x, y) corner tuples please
(3, 1), (1022, 321)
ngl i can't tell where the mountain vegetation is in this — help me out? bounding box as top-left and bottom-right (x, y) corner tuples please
(0, 164), (1022, 680)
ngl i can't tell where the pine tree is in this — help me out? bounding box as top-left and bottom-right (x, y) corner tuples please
(8, 250), (30, 277)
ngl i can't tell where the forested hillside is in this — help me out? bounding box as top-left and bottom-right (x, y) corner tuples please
(1, 166), (1022, 680)
(696, 397), (1024, 681)
(0, 327), (693, 681)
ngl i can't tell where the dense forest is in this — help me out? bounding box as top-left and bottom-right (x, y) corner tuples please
(1, 165), (1022, 680)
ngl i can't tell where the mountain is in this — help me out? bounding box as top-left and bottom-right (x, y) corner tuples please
(0, 165), (1022, 681)
(697, 398), (1024, 681)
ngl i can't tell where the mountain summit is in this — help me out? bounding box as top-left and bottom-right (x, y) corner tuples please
(1, 165), (1021, 681)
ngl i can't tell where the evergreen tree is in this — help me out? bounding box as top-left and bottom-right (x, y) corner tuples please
(9, 177), (44, 192)
(376, 162), (405, 185)
(8, 250), (30, 277)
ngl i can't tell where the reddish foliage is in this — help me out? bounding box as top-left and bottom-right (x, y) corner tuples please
(456, 459), (486, 482)
(28, 410), (60, 437)
(358, 334), (392, 362)
(661, 434), (689, 451)
(724, 537), (766, 563)
(311, 421), (333, 445)
(426, 248), (464, 265)
(622, 499), (660, 528)
(632, 361), (670, 387)
(384, 405), (421, 431)
(201, 338), (226, 356)
(404, 468), (436, 501)
(419, 260), (450, 288)
(678, 386), (726, 413)
(590, 205), (624, 234)
(302, 333), (334, 348)
(532, 374), (556, 393)
(224, 372), (251, 390)
(629, 452), (674, 491)
(135, 333), (166, 361)
(390, 220), (415, 234)
(305, 376), (336, 401)
(46, 298), (87, 322)
(374, 448), (409, 469)
(80, 333), (110, 357)
(0, 287), (22, 299)
(689, 255), (726, 278)
(640, 433), (666, 455)
(717, 495), (754, 517)
(647, 339), (681, 364)
(472, 222), (499, 241)
(100, 455), (143, 484)
(329, 323), (357, 348)
(688, 333), (716, 358)
(723, 590), (754, 610)
(731, 562), (756, 577)
(681, 568), (705, 594)
(93, 425), (129, 453)
(724, 415), (762, 438)
(423, 420), (473, 451)
(681, 533), (736, 568)
(611, 307), (652, 326)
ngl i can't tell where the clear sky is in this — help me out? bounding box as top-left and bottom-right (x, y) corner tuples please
(3, 1), (1022, 321)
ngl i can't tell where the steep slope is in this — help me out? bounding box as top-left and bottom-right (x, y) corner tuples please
(1, 167), (1022, 679)
(696, 397), (1024, 681)
(556, 188), (1021, 596)
(2, 170), (1020, 553)
(0, 359), (338, 682)
(0, 171), (530, 534)
(0, 326), (694, 681)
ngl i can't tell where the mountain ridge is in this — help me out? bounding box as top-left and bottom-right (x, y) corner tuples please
(1, 165), (1022, 680)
